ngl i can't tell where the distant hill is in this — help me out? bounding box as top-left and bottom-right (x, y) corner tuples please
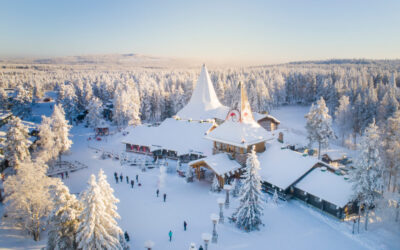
(288, 59), (400, 66)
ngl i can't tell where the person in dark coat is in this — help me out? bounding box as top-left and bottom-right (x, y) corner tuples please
(184, 221), (187, 231)
(114, 172), (118, 178)
(126, 176), (129, 184)
(156, 189), (159, 197)
(65, 171), (69, 178)
(199, 245), (204, 250)
(124, 231), (130, 242)
(136, 174), (139, 182)
(115, 175), (119, 183)
(130, 180), (134, 188)
(163, 193), (167, 202)
(120, 174), (123, 182)
(168, 230), (172, 241)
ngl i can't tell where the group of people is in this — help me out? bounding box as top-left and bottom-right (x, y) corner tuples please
(114, 172), (141, 188)
(60, 171), (69, 179)
(156, 189), (167, 202)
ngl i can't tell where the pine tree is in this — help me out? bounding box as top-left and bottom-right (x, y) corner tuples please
(272, 189), (279, 204)
(350, 120), (384, 231)
(12, 85), (32, 118)
(232, 179), (241, 198)
(185, 166), (194, 183)
(335, 95), (352, 145)
(233, 147), (264, 231)
(3, 161), (55, 241)
(211, 174), (221, 192)
(59, 84), (78, 124)
(0, 87), (9, 109)
(86, 97), (104, 128)
(4, 117), (31, 169)
(382, 111), (400, 192)
(35, 116), (58, 163)
(52, 104), (72, 162)
(113, 83), (141, 127)
(47, 180), (82, 250)
(76, 174), (123, 250)
(305, 97), (335, 159)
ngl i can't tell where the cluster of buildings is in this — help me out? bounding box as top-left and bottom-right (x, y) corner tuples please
(123, 65), (356, 220)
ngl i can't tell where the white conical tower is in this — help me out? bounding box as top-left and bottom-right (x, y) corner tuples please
(177, 65), (229, 120)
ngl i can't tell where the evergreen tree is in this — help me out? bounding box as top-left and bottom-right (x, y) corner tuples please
(47, 180), (82, 250)
(59, 84), (78, 124)
(51, 104), (72, 162)
(350, 120), (384, 231)
(3, 161), (55, 241)
(305, 97), (335, 159)
(11, 85), (32, 118)
(113, 84), (141, 127)
(76, 175), (123, 250)
(335, 95), (352, 145)
(211, 174), (221, 192)
(233, 147), (264, 231)
(4, 117), (31, 169)
(0, 87), (9, 109)
(86, 97), (104, 128)
(35, 116), (58, 163)
(382, 111), (400, 192)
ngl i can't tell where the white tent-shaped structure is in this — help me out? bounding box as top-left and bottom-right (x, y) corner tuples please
(177, 64), (229, 121)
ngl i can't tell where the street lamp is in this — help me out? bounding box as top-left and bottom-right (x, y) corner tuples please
(202, 233), (211, 250)
(217, 198), (225, 224)
(210, 213), (219, 243)
(144, 240), (154, 250)
(224, 184), (232, 209)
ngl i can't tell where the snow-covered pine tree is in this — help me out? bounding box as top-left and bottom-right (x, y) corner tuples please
(51, 104), (72, 162)
(86, 96), (104, 128)
(3, 161), (55, 241)
(185, 166), (194, 183)
(350, 120), (384, 231)
(47, 180), (82, 250)
(211, 174), (221, 192)
(233, 147), (264, 231)
(0, 87), (9, 109)
(113, 83), (141, 128)
(76, 174), (123, 250)
(97, 169), (125, 247)
(335, 95), (352, 145)
(35, 116), (58, 163)
(305, 97), (335, 159)
(272, 189), (279, 204)
(231, 178), (241, 198)
(59, 84), (78, 124)
(11, 85), (32, 118)
(4, 116), (31, 169)
(382, 110), (400, 192)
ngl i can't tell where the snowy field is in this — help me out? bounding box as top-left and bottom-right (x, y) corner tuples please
(1, 106), (399, 249)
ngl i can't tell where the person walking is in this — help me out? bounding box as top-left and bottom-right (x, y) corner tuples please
(120, 174), (123, 182)
(61, 172), (64, 179)
(184, 221), (187, 231)
(163, 193), (167, 202)
(130, 180), (134, 188)
(124, 231), (130, 242)
(115, 175), (119, 183)
(199, 245), (204, 250)
(156, 189), (159, 197)
(126, 176), (129, 184)
(65, 171), (69, 178)
(168, 230), (172, 241)
(136, 174), (139, 182)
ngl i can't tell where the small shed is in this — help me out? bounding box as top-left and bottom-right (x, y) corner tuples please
(253, 112), (280, 131)
(95, 120), (110, 136)
(189, 153), (243, 188)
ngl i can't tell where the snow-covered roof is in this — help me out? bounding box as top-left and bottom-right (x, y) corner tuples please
(295, 168), (354, 208)
(205, 120), (273, 148)
(177, 65), (229, 121)
(258, 142), (319, 190)
(123, 118), (215, 156)
(0, 111), (12, 120)
(189, 153), (242, 177)
(253, 112), (281, 124)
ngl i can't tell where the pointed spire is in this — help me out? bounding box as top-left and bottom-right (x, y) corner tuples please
(239, 82), (255, 123)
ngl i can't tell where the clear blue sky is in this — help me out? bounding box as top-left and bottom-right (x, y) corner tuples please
(1, 0), (399, 63)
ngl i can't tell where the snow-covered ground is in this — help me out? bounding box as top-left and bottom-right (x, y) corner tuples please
(1, 105), (399, 249)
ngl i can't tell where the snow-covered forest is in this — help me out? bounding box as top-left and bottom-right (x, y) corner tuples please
(1, 58), (400, 249)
